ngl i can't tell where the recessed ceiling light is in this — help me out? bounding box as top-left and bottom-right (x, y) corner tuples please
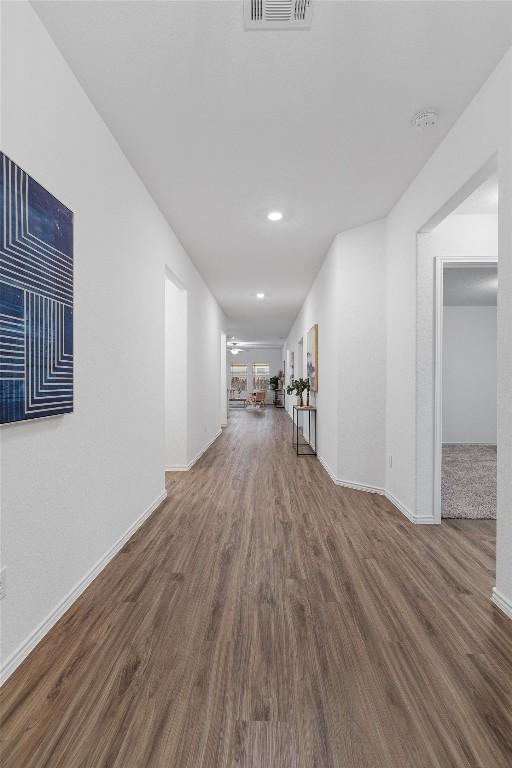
(267, 211), (283, 221)
(256, 292), (265, 299)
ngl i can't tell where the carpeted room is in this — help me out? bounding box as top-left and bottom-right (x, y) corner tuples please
(441, 257), (498, 520)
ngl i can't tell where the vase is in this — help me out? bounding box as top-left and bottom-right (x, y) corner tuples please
(298, 394), (304, 407)
(306, 390), (310, 406)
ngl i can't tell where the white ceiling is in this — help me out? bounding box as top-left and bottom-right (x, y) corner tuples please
(454, 174), (499, 215)
(34, 1), (512, 342)
(444, 266), (497, 306)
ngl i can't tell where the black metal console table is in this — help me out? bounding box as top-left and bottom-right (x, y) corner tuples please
(292, 405), (317, 456)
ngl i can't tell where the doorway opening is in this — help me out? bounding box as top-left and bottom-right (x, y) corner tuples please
(434, 258), (498, 523)
(165, 269), (188, 471)
(415, 163), (499, 525)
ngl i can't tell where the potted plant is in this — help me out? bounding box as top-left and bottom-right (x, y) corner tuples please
(286, 377), (309, 407)
(269, 375), (280, 405)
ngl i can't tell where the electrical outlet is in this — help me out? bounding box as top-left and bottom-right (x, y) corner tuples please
(388, 454), (393, 469)
(0, 567), (6, 600)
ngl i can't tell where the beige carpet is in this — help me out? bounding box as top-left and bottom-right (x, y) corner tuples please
(442, 444), (497, 519)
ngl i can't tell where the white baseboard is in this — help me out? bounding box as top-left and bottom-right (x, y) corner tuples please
(293, 415), (434, 524)
(166, 429), (222, 473)
(188, 429), (222, 469)
(340, 479), (384, 494)
(0, 489), (168, 686)
(491, 587), (512, 620)
(317, 454), (435, 524)
(316, 454), (338, 484)
(384, 490), (435, 524)
(317, 455), (385, 495)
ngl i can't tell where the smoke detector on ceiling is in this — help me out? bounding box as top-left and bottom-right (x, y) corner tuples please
(412, 109), (439, 132)
(245, 0), (313, 30)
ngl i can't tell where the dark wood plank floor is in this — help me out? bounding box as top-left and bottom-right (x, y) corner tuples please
(1, 408), (511, 767)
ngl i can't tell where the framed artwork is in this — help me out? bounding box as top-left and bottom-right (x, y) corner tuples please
(287, 349), (294, 386)
(0, 152), (74, 424)
(306, 323), (318, 391)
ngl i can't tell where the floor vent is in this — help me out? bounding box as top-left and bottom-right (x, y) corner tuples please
(244, 0), (313, 30)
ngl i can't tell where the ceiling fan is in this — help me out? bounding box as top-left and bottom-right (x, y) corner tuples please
(228, 341), (245, 355)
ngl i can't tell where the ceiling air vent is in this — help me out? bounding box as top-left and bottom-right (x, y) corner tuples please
(245, 0), (313, 30)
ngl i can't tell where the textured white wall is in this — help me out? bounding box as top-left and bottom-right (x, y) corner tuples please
(285, 238), (340, 475)
(285, 221), (386, 490)
(434, 214), (498, 255)
(496, 53), (512, 611)
(220, 333), (227, 426)
(442, 306), (497, 444)
(337, 221), (386, 490)
(165, 277), (188, 469)
(0, 2), (225, 674)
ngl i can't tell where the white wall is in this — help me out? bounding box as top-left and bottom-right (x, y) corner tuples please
(337, 221), (386, 490)
(165, 276), (188, 469)
(434, 213), (498, 255)
(0, 1), (226, 677)
(285, 238), (340, 473)
(220, 333), (227, 426)
(442, 306), (497, 444)
(499, 56), (512, 613)
(285, 220), (386, 491)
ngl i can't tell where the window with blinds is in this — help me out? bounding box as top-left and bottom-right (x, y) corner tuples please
(253, 363), (270, 391)
(230, 364), (248, 392)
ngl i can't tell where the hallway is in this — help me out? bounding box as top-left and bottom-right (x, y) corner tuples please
(1, 408), (511, 767)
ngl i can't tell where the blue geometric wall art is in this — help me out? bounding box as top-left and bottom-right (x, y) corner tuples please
(0, 152), (73, 424)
